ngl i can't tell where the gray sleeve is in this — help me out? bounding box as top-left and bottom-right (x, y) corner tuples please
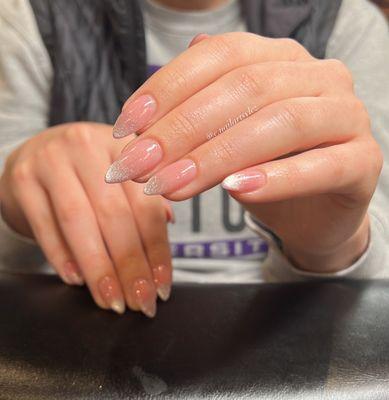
(255, 0), (389, 281)
(0, 0), (52, 273)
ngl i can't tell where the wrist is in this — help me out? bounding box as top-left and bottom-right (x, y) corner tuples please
(282, 214), (370, 274)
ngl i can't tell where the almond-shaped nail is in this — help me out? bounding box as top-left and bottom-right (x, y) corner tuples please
(222, 170), (267, 193)
(153, 265), (172, 301)
(132, 279), (157, 318)
(63, 261), (84, 286)
(143, 159), (197, 196)
(98, 276), (125, 314)
(113, 95), (157, 138)
(105, 139), (163, 183)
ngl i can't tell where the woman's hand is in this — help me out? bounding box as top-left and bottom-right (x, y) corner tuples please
(0, 122), (173, 317)
(106, 32), (383, 273)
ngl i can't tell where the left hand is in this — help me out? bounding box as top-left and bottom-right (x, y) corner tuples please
(106, 32), (383, 273)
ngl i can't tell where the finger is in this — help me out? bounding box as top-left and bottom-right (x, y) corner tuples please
(124, 184), (172, 302)
(73, 148), (157, 318)
(37, 157), (122, 313)
(106, 60), (352, 184)
(224, 139), (379, 204)
(11, 171), (84, 286)
(141, 96), (369, 200)
(112, 33), (312, 138)
(188, 33), (210, 48)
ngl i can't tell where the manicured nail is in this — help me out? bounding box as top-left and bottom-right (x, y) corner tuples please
(105, 139), (163, 183)
(113, 95), (157, 138)
(222, 170), (267, 193)
(152, 265), (172, 301)
(144, 159), (197, 195)
(188, 33), (210, 47)
(98, 276), (125, 314)
(132, 279), (157, 318)
(63, 261), (84, 286)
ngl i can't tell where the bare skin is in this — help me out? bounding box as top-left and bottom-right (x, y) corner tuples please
(107, 33), (382, 274)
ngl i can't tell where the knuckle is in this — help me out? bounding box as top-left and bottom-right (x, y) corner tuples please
(210, 139), (241, 164)
(351, 98), (371, 131)
(207, 34), (240, 62)
(64, 123), (94, 149)
(38, 141), (62, 165)
(168, 109), (200, 142)
(366, 140), (384, 178)
(233, 65), (263, 97)
(155, 67), (190, 103)
(325, 59), (354, 87)
(277, 102), (306, 136)
(280, 38), (307, 59)
(11, 161), (33, 184)
(58, 200), (84, 224)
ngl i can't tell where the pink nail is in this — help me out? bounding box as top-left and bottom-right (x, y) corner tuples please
(188, 33), (210, 47)
(98, 276), (125, 314)
(132, 279), (157, 318)
(143, 159), (197, 195)
(105, 139), (163, 183)
(113, 95), (157, 138)
(63, 261), (84, 286)
(222, 169), (267, 193)
(152, 265), (172, 301)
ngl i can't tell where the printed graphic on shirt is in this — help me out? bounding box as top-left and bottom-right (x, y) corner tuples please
(148, 65), (268, 261)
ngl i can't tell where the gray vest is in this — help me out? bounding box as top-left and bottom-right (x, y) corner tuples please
(29, 0), (342, 126)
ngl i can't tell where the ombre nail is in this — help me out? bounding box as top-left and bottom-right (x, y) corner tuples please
(152, 265), (172, 301)
(144, 159), (197, 196)
(98, 276), (125, 315)
(105, 139), (163, 183)
(132, 279), (157, 318)
(222, 170), (267, 193)
(113, 95), (157, 138)
(63, 261), (84, 286)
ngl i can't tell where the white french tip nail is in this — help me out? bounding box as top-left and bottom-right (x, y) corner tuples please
(221, 175), (241, 191)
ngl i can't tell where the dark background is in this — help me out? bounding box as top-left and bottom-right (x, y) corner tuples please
(372, 0), (389, 18)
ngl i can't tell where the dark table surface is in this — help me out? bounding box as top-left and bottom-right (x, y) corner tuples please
(0, 271), (389, 399)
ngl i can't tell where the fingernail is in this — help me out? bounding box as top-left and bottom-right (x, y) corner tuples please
(188, 33), (210, 47)
(98, 276), (126, 315)
(153, 265), (172, 301)
(105, 139), (163, 183)
(63, 261), (84, 286)
(113, 95), (157, 138)
(222, 170), (267, 193)
(132, 279), (157, 318)
(144, 159), (197, 196)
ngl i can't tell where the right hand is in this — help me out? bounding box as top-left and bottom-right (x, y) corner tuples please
(0, 122), (173, 317)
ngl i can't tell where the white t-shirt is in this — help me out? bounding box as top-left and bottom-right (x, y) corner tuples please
(0, 0), (388, 282)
